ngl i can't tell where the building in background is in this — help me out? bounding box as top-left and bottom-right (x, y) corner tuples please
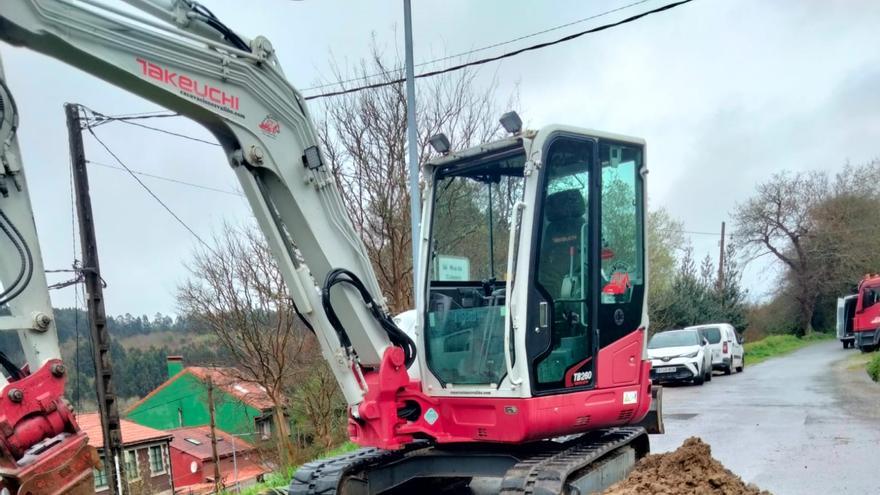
(169, 426), (268, 494)
(78, 412), (174, 494)
(125, 356), (286, 443)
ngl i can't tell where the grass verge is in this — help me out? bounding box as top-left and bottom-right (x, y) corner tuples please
(744, 332), (833, 366)
(867, 353), (880, 382)
(232, 442), (358, 495)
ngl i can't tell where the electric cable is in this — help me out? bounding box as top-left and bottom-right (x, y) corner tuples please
(300, 0), (653, 93)
(87, 160), (243, 197)
(303, 0), (694, 100)
(84, 125), (213, 251)
(94, 118), (220, 147)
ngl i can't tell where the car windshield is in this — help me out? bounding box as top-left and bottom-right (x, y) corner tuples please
(649, 330), (699, 349)
(697, 326), (722, 344)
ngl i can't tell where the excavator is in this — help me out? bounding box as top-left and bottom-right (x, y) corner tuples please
(0, 1), (662, 493)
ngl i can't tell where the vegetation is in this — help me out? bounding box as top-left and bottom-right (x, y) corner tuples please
(867, 353), (880, 382)
(743, 333), (832, 366)
(648, 209), (747, 333)
(232, 443), (358, 495)
(735, 160), (880, 336)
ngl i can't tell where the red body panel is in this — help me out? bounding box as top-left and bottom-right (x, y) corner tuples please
(853, 275), (880, 334)
(349, 328), (651, 450)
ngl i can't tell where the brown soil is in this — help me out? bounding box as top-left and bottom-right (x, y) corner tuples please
(602, 437), (771, 495)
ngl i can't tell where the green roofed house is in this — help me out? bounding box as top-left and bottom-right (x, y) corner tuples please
(125, 356), (286, 443)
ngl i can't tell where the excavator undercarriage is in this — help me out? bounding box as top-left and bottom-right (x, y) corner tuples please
(292, 428), (649, 495)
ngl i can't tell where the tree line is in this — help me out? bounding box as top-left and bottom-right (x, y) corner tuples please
(734, 160), (880, 336)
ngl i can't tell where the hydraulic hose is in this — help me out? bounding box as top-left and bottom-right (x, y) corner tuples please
(321, 268), (417, 368)
(0, 208), (33, 305)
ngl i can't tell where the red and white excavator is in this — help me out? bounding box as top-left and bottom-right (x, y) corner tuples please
(0, 1), (662, 493)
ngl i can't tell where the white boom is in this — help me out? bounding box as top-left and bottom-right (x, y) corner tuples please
(0, 0), (406, 411)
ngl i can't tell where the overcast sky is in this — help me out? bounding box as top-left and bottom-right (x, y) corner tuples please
(2, 0), (879, 316)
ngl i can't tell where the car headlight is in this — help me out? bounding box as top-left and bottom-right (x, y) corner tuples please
(682, 351), (699, 358)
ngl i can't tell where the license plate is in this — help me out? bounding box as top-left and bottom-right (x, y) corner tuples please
(655, 367), (676, 373)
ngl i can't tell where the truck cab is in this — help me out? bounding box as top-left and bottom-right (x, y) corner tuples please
(853, 275), (880, 352)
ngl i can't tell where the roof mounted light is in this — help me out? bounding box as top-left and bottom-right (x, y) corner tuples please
(429, 133), (451, 154)
(499, 111), (522, 134)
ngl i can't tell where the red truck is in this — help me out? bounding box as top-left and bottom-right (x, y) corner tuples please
(853, 274), (880, 352)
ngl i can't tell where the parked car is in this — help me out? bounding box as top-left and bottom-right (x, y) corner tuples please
(647, 329), (712, 385)
(687, 323), (744, 374)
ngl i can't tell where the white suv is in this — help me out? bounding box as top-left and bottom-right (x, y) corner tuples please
(687, 323), (744, 375)
(647, 329), (713, 385)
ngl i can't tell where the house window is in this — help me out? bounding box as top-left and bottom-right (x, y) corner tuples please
(124, 450), (140, 481)
(258, 418), (272, 440)
(148, 445), (166, 475)
(94, 457), (108, 489)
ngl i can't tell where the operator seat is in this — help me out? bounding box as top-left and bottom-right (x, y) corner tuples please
(539, 189), (586, 299)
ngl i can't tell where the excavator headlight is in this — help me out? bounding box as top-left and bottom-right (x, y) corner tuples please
(499, 110), (522, 134)
(303, 145), (324, 170)
(429, 133), (451, 154)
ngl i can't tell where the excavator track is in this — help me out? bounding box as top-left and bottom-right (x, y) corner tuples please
(499, 427), (648, 495)
(290, 443), (433, 495)
(289, 428), (648, 495)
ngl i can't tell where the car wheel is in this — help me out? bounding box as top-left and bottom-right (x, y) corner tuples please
(735, 357), (744, 373)
(694, 372), (704, 385)
(706, 368), (712, 382)
(724, 359), (732, 375)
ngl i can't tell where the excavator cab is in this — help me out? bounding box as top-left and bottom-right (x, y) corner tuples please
(418, 125), (654, 439)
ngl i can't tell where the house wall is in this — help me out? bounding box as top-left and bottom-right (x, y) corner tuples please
(95, 441), (172, 495)
(126, 373), (262, 440)
(169, 447), (203, 488)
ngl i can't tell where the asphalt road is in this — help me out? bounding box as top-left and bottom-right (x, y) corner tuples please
(650, 340), (880, 494)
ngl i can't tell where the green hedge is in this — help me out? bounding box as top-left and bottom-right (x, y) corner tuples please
(867, 353), (880, 382)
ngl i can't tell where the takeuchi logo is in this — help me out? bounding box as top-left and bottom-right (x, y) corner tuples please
(136, 58), (240, 111)
(259, 115), (281, 136)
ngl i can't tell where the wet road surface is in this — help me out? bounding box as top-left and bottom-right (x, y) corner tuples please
(650, 340), (880, 494)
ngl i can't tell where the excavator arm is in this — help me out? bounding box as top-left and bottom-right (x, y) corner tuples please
(0, 0), (416, 491)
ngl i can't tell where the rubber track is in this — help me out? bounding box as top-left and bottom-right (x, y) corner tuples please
(289, 443), (429, 495)
(499, 427), (646, 495)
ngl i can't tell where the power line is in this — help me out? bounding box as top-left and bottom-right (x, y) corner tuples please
(303, 0), (694, 100)
(299, 0), (653, 93)
(89, 116), (220, 147)
(87, 160), (244, 197)
(84, 125), (212, 250)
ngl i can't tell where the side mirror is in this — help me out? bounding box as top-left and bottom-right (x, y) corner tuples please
(701, 338), (709, 346)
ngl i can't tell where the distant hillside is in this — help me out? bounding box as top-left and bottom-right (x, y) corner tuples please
(0, 308), (230, 407)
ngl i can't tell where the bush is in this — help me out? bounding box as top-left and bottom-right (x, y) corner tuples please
(867, 353), (880, 382)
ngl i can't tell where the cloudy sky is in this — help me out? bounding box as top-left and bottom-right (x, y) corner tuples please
(2, 0), (879, 316)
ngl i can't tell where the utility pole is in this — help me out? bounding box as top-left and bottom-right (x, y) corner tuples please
(403, 0), (421, 300)
(207, 377), (222, 493)
(717, 221), (726, 293)
(65, 103), (129, 495)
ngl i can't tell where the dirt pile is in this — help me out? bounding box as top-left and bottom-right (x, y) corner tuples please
(602, 437), (771, 495)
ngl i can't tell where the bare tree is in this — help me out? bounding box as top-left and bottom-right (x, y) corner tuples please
(315, 42), (517, 313)
(733, 171), (829, 335)
(178, 223), (318, 466)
